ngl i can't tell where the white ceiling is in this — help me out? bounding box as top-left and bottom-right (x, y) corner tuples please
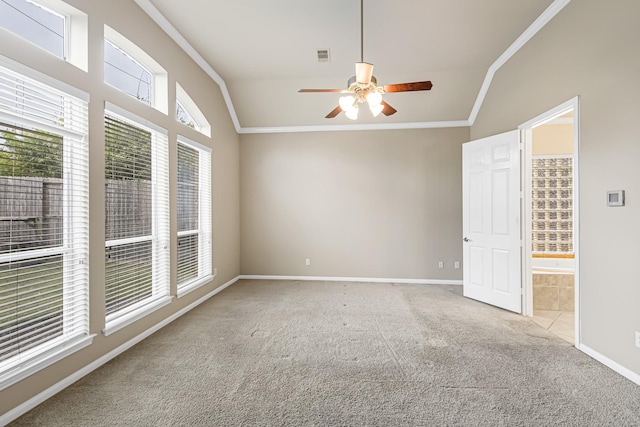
(139, 0), (560, 132)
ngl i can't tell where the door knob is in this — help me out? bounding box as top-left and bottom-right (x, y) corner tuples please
(463, 237), (472, 242)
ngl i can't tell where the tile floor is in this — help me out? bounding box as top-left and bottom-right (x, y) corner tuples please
(532, 309), (575, 344)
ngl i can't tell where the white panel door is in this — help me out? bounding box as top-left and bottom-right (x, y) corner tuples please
(463, 130), (521, 313)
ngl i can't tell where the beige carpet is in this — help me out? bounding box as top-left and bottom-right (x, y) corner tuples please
(11, 280), (640, 426)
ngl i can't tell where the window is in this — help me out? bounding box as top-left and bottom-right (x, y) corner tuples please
(176, 100), (198, 130)
(104, 39), (152, 105)
(104, 26), (168, 113)
(0, 60), (90, 389)
(532, 156), (573, 254)
(0, 0), (65, 58)
(176, 83), (211, 137)
(177, 137), (212, 296)
(104, 104), (170, 335)
(0, 0), (88, 71)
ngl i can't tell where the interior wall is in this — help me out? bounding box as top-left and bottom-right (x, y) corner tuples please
(471, 0), (640, 377)
(240, 128), (469, 280)
(0, 0), (240, 415)
(532, 124), (573, 155)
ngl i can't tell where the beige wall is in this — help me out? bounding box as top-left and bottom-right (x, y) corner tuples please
(240, 128), (469, 280)
(533, 124), (573, 155)
(0, 0), (240, 415)
(472, 0), (640, 376)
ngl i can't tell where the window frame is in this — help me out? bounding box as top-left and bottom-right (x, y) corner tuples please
(0, 0), (88, 71)
(103, 26), (168, 114)
(0, 57), (92, 391)
(102, 102), (171, 336)
(176, 82), (211, 137)
(176, 136), (213, 297)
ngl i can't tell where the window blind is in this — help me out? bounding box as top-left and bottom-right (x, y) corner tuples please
(0, 63), (89, 383)
(177, 137), (211, 292)
(104, 112), (169, 324)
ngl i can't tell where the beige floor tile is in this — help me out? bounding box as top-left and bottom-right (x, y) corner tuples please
(532, 309), (574, 344)
(554, 331), (575, 345)
(533, 310), (562, 321)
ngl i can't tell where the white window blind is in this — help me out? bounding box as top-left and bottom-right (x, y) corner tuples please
(104, 109), (169, 331)
(177, 137), (211, 294)
(0, 62), (90, 388)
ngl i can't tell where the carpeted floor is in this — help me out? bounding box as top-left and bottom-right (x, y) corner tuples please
(11, 280), (640, 426)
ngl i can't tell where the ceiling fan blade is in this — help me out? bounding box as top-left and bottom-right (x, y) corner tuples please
(325, 105), (343, 119)
(383, 81), (433, 93)
(381, 100), (397, 116)
(298, 89), (345, 93)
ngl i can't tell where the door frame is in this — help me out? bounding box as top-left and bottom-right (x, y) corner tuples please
(519, 96), (580, 348)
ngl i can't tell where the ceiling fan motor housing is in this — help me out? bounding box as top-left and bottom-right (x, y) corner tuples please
(347, 75), (381, 103)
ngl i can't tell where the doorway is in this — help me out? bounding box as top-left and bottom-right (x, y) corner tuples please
(520, 98), (580, 348)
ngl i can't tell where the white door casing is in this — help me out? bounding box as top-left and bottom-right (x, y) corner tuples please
(463, 130), (521, 313)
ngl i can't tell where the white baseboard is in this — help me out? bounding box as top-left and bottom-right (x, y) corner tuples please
(579, 344), (640, 386)
(238, 275), (463, 286)
(0, 276), (240, 426)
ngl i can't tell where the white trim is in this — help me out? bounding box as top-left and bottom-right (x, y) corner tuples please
(0, 54), (89, 101)
(579, 344), (640, 386)
(177, 134), (212, 153)
(238, 120), (470, 134)
(104, 101), (168, 135)
(177, 274), (215, 298)
(103, 296), (173, 336)
(0, 246), (64, 264)
(133, 0), (241, 132)
(105, 235), (153, 248)
(0, 334), (94, 392)
(177, 229), (198, 238)
(468, 0), (571, 125)
(519, 97), (578, 129)
(519, 96), (580, 349)
(135, 0), (568, 134)
(545, 117), (574, 125)
(238, 275), (462, 285)
(0, 276), (240, 426)
(0, 110), (85, 139)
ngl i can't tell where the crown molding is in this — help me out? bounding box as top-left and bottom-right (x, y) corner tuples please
(238, 120), (470, 134)
(136, 0), (570, 135)
(133, 0), (242, 132)
(467, 0), (571, 126)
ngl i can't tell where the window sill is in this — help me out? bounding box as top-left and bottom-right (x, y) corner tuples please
(0, 333), (95, 392)
(103, 296), (173, 337)
(177, 274), (215, 298)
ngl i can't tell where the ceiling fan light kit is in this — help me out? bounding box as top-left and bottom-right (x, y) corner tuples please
(298, 0), (433, 120)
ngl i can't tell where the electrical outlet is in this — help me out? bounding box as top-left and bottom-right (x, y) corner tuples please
(635, 331), (640, 349)
(438, 261), (444, 269)
(305, 258), (311, 266)
(454, 261), (460, 269)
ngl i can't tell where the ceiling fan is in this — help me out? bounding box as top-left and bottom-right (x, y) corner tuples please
(298, 0), (433, 120)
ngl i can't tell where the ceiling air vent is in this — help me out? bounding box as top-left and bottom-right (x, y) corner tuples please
(317, 49), (330, 63)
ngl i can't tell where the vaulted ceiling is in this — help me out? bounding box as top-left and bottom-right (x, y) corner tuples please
(138, 0), (562, 132)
